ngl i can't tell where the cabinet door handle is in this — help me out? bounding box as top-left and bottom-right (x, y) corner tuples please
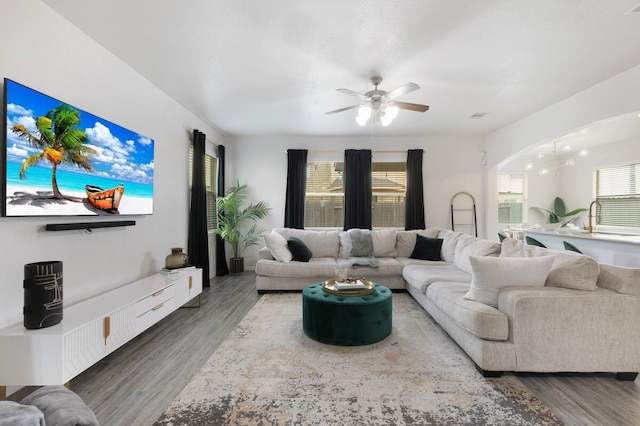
(103, 316), (111, 345)
(152, 289), (164, 297)
(189, 276), (193, 292)
(152, 303), (164, 311)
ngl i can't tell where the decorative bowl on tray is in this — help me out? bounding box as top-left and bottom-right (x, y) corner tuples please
(322, 277), (375, 296)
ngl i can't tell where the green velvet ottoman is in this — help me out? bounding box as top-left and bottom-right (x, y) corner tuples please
(302, 283), (392, 346)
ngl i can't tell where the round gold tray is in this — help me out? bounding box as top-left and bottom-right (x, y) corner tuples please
(322, 278), (375, 297)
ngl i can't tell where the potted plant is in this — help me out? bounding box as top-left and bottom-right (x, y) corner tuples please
(530, 196), (587, 229)
(215, 182), (271, 273)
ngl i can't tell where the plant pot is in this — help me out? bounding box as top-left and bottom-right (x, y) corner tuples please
(230, 257), (244, 274)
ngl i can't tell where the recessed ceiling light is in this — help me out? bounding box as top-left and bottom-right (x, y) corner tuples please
(470, 112), (488, 119)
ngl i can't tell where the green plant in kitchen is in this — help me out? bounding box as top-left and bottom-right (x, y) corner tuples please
(530, 196), (587, 224)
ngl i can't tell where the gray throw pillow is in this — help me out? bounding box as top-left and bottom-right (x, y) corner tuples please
(349, 229), (374, 257)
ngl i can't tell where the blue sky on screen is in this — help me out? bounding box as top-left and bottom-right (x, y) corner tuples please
(5, 79), (154, 185)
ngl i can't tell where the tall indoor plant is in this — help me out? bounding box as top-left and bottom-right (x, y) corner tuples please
(215, 182), (271, 273)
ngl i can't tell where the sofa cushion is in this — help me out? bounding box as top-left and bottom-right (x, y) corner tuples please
(372, 229), (398, 257)
(426, 281), (509, 341)
(396, 229), (440, 257)
(464, 255), (555, 307)
(288, 237), (312, 262)
(273, 228), (340, 258)
(437, 229), (463, 262)
(402, 263), (471, 294)
(264, 231), (292, 262)
(546, 251), (599, 291)
(453, 234), (501, 274)
(349, 229), (374, 257)
(255, 257), (338, 278)
(20, 386), (98, 426)
(0, 401), (45, 426)
(597, 263), (640, 296)
(500, 238), (599, 291)
(410, 235), (443, 261)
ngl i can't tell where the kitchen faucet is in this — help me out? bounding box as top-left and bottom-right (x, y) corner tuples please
(587, 200), (601, 233)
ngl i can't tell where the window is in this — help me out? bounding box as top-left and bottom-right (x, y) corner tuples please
(595, 163), (640, 227)
(372, 162), (406, 228)
(304, 161), (344, 228)
(303, 160), (407, 228)
(498, 174), (525, 225)
(189, 147), (218, 231)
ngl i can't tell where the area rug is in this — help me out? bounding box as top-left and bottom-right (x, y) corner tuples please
(155, 293), (561, 425)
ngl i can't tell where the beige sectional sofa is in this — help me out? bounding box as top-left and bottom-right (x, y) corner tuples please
(255, 227), (640, 379)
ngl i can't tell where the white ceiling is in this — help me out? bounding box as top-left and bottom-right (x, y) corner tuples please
(42, 0), (640, 137)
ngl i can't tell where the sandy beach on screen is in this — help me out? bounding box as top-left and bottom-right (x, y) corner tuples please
(4, 184), (152, 216)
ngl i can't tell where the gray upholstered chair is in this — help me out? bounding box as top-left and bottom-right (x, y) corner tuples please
(563, 241), (583, 253)
(525, 236), (547, 248)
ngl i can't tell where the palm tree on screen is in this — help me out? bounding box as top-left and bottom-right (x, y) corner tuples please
(11, 103), (96, 201)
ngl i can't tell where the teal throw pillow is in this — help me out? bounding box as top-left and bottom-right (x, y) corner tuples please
(288, 237), (312, 262)
(410, 235), (443, 261)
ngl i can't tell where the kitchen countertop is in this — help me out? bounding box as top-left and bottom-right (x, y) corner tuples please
(525, 229), (640, 245)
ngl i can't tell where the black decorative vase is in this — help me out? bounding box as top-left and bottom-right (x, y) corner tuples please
(24, 261), (63, 330)
(230, 257), (244, 274)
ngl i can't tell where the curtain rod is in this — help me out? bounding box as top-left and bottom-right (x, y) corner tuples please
(284, 149), (408, 154)
(188, 128), (218, 147)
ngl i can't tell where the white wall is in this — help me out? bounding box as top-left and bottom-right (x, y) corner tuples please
(485, 64), (640, 240)
(0, 1), (223, 327)
(227, 134), (485, 269)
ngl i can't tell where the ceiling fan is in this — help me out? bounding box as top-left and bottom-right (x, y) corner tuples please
(326, 76), (429, 126)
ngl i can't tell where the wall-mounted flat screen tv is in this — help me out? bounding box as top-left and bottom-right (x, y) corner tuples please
(2, 78), (154, 216)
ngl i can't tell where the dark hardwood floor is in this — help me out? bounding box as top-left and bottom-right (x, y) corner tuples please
(10, 272), (640, 425)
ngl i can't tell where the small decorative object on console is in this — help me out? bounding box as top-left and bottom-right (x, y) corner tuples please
(165, 247), (189, 269)
(24, 261), (63, 329)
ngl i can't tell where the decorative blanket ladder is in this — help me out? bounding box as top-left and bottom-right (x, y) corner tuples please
(450, 191), (478, 237)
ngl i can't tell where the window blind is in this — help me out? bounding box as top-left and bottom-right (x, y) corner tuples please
(497, 174), (525, 224)
(304, 161), (344, 227)
(303, 158), (409, 229)
(596, 163), (640, 227)
(189, 147), (218, 231)
(372, 162), (406, 228)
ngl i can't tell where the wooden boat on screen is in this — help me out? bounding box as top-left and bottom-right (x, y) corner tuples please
(85, 184), (124, 211)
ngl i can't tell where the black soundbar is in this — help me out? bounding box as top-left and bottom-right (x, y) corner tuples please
(45, 220), (136, 231)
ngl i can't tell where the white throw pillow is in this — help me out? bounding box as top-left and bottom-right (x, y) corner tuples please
(372, 229), (398, 257)
(264, 231), (292, 262)
(464, 255), (555, 308)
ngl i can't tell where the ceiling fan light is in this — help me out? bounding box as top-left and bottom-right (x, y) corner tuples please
(381, 105), (399, 126)
(356, 106), (371, 126)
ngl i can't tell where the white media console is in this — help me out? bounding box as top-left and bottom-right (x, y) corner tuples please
(0, 268), (202, 397)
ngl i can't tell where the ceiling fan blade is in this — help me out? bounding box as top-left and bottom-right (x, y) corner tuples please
(336, 88), (371, 102)
(384, 82), (420, 100)
(325, 104), (361, 115)
(392, 101), (429, 112)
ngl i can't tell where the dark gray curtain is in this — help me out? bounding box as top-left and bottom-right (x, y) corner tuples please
(216, 144), (229, 276)
(344, 149), (372, 230)
(405, 149), (426, 230)
(188, 130), (211, 285)
(284, 149), (308, 229)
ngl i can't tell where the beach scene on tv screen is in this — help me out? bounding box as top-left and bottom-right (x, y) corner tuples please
(4, 80), (154, 216)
